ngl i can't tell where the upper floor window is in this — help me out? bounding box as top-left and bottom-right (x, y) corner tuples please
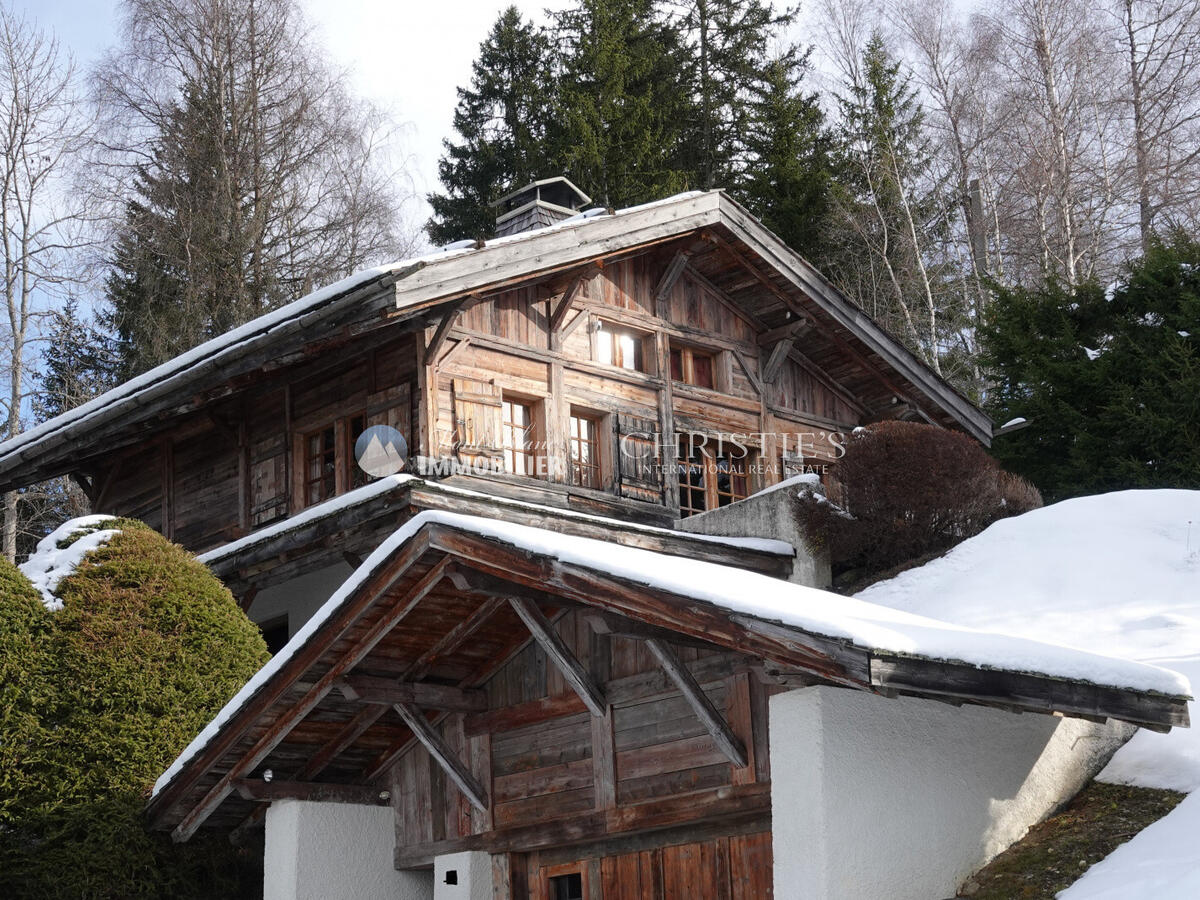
(568, 411), (602, 489)
(670, 343), (717, 389)
(501, 398), (537, 476)
(302, 412), (367, 507)
(595, 321), (648, 373)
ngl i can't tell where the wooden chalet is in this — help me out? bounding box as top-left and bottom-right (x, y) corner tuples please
(0, 181), (1187, 900)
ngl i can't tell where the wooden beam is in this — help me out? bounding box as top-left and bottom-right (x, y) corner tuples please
(393, 702), (489, 811)
(167, 551), (450, 841)
(335, 676), (487, 712)
(549, 270), (592, 335)
(731, 350), (763, 397)
(407, 595), (505, 681)
(509, 596), (607, 717)
(583, 611), (713, 651)
(645, 638), (748, 768)
(423, 298), (468, 365)
(233, 779), (390, 805)
(756, 319), (811, 347)
(761, 338), (794, 384)
(653, 251), (690, 314)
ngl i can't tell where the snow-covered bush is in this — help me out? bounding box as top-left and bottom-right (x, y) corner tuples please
(0, 518), (268, 899)
(798, 421), (1041, 584)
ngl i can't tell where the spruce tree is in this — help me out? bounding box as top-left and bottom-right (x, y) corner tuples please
(427, 7), (561, 244)
(672, 0), (798, 190)
(738, 54), (833, 262)
(982, 235), (1200, 501)
(553, 0), (695, 207)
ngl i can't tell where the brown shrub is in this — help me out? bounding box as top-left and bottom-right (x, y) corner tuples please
(798, 421), (1042, 580)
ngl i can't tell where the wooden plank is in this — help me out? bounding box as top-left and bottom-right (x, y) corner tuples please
(165, 549), (448, 840)
(424, 298), (469, 365)
(408, 595), (505, 681)
(653, 251), (690, 316)
(393, 702), (490, 812)
(465, 692), (589, 738)
(645, 638), (747, 768)
(232, 779), (388, 805)
(509, 597), (607, 718)
(591, 706), (616, 810)
(336, 676), (488, 712)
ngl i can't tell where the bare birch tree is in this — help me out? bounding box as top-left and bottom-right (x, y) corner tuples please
(0, 8), (93, 561)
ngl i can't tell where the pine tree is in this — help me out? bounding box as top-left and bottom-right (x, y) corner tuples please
(553, 0), (695, 207)
(982, 235), (1200, 501)
(672, 0), (798, 190)
(35, 299), (118, 423)
(738, 53), (833, 262)
(427, 7), (561, 244)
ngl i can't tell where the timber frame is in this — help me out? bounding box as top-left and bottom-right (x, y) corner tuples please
(147, 514), (1189, 860)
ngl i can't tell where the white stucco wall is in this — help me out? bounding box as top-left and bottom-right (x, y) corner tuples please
(769, 686), (1135, 900)
(247, 562), (354, 635)
(264, 799), (433, 900)
(433, 851), (493, 900)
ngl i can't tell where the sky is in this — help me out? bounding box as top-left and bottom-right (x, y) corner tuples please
(21, 0), (572, 238)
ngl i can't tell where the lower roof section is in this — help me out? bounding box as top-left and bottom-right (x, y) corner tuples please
(149, 511), (1191, 840)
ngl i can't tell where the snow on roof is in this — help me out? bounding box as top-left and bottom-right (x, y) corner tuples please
(154, 508), (1189, 801)
(0, 191), (708, 469)
(196, 473), (795, 566)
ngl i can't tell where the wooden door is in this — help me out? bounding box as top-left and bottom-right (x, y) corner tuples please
(528, 831), (772, 900)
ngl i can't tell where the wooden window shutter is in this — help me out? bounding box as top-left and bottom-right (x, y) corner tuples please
(616, 413), (663, 503)
(452, 378), (504, 464)
(249, 432), (289, 527)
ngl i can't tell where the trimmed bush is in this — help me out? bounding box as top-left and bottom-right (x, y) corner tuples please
(798, 421), (1041, 584)
(0, 519), (269, 899)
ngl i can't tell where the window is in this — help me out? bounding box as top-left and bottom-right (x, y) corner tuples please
(677, 437), (754, 517)
(670, 343), (717, 389)
(548, 872), (584, 900)
(595, 321), (647, 372)
(304, 425), (337, 505)
(258, 616), (290, 656)
(301, 412), (368, 507)
(568, 412), (602, 488)
(501, 399), (536, 476)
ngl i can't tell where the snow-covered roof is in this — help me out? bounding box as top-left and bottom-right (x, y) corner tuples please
(152, 509), (1191, 816)
(0, 189), (991, 491)
(197, 472), (794, 567)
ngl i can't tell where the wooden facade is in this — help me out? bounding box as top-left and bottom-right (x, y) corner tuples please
(68, 232), (967, 560)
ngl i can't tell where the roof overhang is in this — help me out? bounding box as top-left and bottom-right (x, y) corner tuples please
(0, 190), (992, 492)
(147, 512), (1189, 842)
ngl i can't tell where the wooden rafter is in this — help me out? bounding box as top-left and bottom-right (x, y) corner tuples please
(407, 595), (505, 681)
(509, 596), (607, 718)
(233, 779), (389, 805)
(761, 338), (794, 384)
(549, 269), (592, 335)
(169, 552), (452, 842)
(645, 638), (748, 768)
(335, 675), (487, 712)
(423, 297), (469, 365)
(652, 251), (690, 315)
(392, 702), (489, 811)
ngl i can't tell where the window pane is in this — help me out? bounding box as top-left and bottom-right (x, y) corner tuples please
(670, 348), (683, 381)
(692, 353), (714, 389)
(597, 326), (613, 365)
(618, 332), (638, 370)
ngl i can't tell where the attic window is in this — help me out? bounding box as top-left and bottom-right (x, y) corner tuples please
(301, 412), (367, 507)
(670, 342), (717, 389)
(595, 321), (648, 373)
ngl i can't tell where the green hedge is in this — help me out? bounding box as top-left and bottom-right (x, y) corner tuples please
(0, 519), (269, 899)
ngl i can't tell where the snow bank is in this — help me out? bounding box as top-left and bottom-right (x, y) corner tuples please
(1057, 792), (1200, 900)
(155, 508), (1188, 802)
(20, 515), (121, 611)
(856, 489), (1200, 895)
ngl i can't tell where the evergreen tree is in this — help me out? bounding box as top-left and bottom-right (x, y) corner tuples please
(553, 0), (696, 207)
(427, 7), (561, 244)
(672, 0), (798, 190)
(983, 235), (1200, 501)
(738, 53), (833, 262)
(36, 299), (119, 423)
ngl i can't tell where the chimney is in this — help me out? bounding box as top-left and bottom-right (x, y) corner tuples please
(493, 177), (591, 237)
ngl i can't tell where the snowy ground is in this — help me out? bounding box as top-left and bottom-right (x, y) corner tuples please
(857, 489), (1200, 898)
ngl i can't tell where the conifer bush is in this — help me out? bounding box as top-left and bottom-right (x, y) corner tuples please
(0, 518), (269, 899)
(797, 421), (1041, 583)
